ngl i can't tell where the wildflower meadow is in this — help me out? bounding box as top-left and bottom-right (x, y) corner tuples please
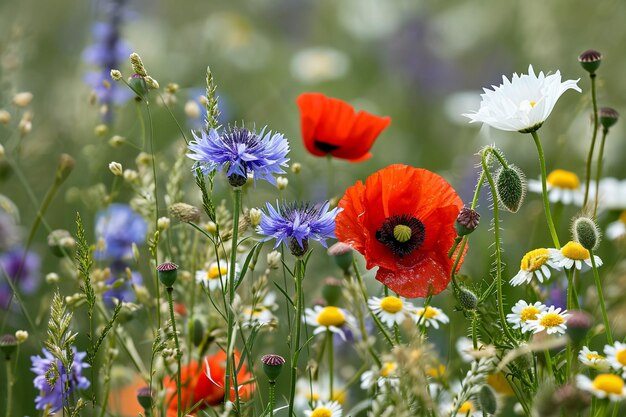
(2, 1), (626, 417)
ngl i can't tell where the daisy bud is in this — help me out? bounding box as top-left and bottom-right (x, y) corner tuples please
(109, 135), (126, 147)
(455, 207), (480, 236)
(166, 83), (179, 94)
(18, 117), (31, 135)
(322, 277), (342, 306)
(136, 152), (151, 166)
(46, 272), (60, 284)
(123, 169), (138, 183)
(495, 165), (526, 213)
(478, 385), (498, 415)
(578, 49), (602, 75)
(94, 124), (108, 136)
(267, 250), (282, 269)
(129, 52), (147, 77)
(572, 216), (600, 251)
(327, 242), (353, 272)
(291, 162), (302, 174)
(458, 287), (478, 311)
(109, 161), (123, 176)
(169, 202), (201, 223)
(261, 354), (285, 382)
(157, 262), (178, 287)
(110, 69), (122, 81)
(0, 334), (17, 359)
(157, 217), (170, 231)
(599, 107), (619, 130)
(128, 74), (149, 98)
(0, 109), (11, 124)
(136, 386), (154, 411)
(249, 208), (262, 227)
(565, 310), (593, 346)
(277, 176), (288, 190)
(184, 100), (201, 119)
(47, 229), (76, 257)
(15, 330), (28, 343)
(12, 92), (33, 107)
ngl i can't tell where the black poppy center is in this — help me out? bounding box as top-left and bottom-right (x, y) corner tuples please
(375, 214), (426, 258)
(314, 140), (340, 153)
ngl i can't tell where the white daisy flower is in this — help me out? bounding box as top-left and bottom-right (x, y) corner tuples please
(360, 361), (400, 390)
(305, 400), (342, 417)
(597, 178), (626, 211)
(240, 292), (278, 328)
(526, 306), (570, 335)
(463, 65), (581, 133)
(605, 342), (626, 377)
(442, 399), (481, 417)
(304, 306), (355, 341)
(549, 241), (603, 271)
(290, 47), (350, 84)
(606, 211), (626, 241)
(368, 296), (414, 328)
(509, 248), (559, 286)
(528, 169), (583, 206)
(195, 261), (232, 291)
(576, 373), (626, 401)
(413, 306), (449, 329)
(295, 376), (346, 411)
(456, 337), (487, 362)
(507, 300), (548, 333)
(578, 346), (610, 371)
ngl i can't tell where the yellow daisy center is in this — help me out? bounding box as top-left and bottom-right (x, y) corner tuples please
(307, 392), (320, 401)
(426, 364), (446, 379)
(487, 373), (515, 396)
(331, 389), (346, 405)
(380, 362), (397, 378)
(587, 352), (605, 361)
(616, 349), (626, 366)
(417, 306), (438, 319)
(619, 211), (626, 225)
(561, 241), (590, 260)
(310, 407), (332, 417)
(520, 248), (550, 272)
(208, 264), (227, 280)
(380, 296), (403, 313)
(539, 312), (564, 328)
(529, 101), (537, 107)
(317, 306), (346, 327)
(520, 306), (540, 322)
(547, 169), (580, 189)
(592, 374), (624, 395)
(458, 401), (474, 413)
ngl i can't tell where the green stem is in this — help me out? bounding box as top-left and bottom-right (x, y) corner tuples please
(327, 329), (334, 397)
(5, 358), (13, 417)
(268, 381), (276, 417)
(166, 287), (182, 417)
(225, 187), (242, 406)
(481, 147), (516, 345)
(583, 74), (599, 208)
(590, 250), (613, 344)
(593, 128), (609, 217)
(544, 349), (554, 377)
(530, 130), (561, 249)
(287, 258), (306, 417)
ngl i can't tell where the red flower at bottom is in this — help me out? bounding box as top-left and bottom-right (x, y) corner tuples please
(336, 164), (464, 298)
(164, 350), (254, 416)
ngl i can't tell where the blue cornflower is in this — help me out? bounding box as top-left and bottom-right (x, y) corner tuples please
(31, 347), (90, 412)
(95, 204), (147, 260)
(187, 126), (290, 187)
(257, 201), (340, 256)
(0, 247), (40, 309)
(102, 260), (142, 308)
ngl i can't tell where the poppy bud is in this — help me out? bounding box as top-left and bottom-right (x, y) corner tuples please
(261, 354), (285, 382)
(578, 50), (602, 74)
(495, 165), (526, 213)
(599, 107), (619, 130)
(455, 207), (480, 236)
(572, 216), (600, 251)
(136, 386), (154, 411)
(128, 74), (149, 99)
(322, 277), (342, 306)
(565, 310), (593, 346)
(478, 385), (498, 415)
(157, 262), (178, 287)
(327, 242), (353, 272)
(458, 287), (478, 311)
(0, 334), (17, 359)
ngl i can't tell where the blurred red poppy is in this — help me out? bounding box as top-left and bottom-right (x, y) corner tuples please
(335, 164), (464, 298)
(296, 92), (391, 162)
(164, 350), (254, 416)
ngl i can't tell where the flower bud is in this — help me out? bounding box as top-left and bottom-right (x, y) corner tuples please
(565, 310), (593, 345)
(0, 334), (17, 359)
(572, 216), (600, 251)
(291, 162), (302, 174)
(47, 229), (76, 257)
(128, 74), (149, 98)
(123, 169), (138, 183)
(46, 272), (60, 284)
(0, 109), (11, 124)
(478, 385), (498, 415)
(109, 135), (126, 147)
(192, 317), (204, 347)
(56, 153), (75, 183)
(289, 237), (308, 257)
(12, 92), (33, 107)
(327, 242), (353, 272)
(157, 217), (170, 231)
(495, 165), (526, 213)
(15, 330), (28, 343)
(267, 251), (282, 269)
(184, 100), (201, 119)
(599, 107), (619, 130)
(228, 173), (248, 188)
(110, 69), (122, 81)
(458, 287), (478, 311)
(157, 262), (178, 287)
(249, 208), (262, 227)
(455, 207), (480, 236)
(144, 76), (159, 90)
(129, 53), (147, 77)
(109, 161), (123, 176)
(261, 354), (285, 382)
(94, 124), (108, 136)
(578, 50), (602, 74)
(277, 176), (288, 190)
(554, 383), (591, 414)
(169, 203), (201, 223)
(322, 277), (342, 306)
(136, 386), (154, 411)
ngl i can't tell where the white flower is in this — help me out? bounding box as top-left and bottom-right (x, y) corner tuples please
(296, 377), (346, 411)
(195, 261), (234, 291)
(507, 300), (548, 333)
(526, 306), (570, 335)
(305, 400), (342, 417)
(597, 178), (626, 211)
(413, 306), (449, 329)
(528, 169), (583, 206)
(290, 47), (350, 84)
(463, 65), (581, 133)
(578, 346), (610, 371)
(606, 211), (626, 241)
(549, 241), (603, 272)
(240, 292), (278, 328)
(576, 374), (626, 401)
(304, 306), (355, 341)
(360, 361), (400, 390)
(510, 248), (559, 286)
(605, 342), (626, 377)
(455, 337), (488, 363)
(368, 296), (414, 328)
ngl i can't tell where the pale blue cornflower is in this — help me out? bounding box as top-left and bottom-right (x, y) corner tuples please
(187, 126), (289, 187)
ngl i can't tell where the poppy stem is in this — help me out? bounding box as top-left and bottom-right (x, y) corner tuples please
(5, 356), (13, 417)
(327, 329), (334, 397)
(583, 73), (599, 208)
(166, 287), (182, 417)
(593, 127), (609, 217)
(590, 250), (613, 344)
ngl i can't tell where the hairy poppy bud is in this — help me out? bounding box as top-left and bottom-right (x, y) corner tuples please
(572, 216), (600, 251)
(458, 287), (478, 311)
(495, 165), (526, 213)
(478, 385), (498, 415)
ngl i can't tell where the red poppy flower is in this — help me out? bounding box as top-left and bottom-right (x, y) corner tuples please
(164, 350), (254, 417)
(336, 164), (464, 298)
(296, 92), (391, 162)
